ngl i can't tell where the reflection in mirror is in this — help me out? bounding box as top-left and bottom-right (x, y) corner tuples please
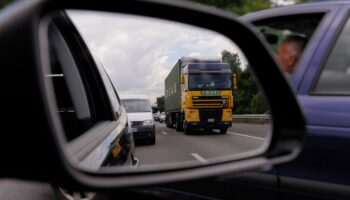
(47, 10), (271, 172)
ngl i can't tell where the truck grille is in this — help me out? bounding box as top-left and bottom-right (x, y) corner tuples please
(192, 96), (228, 108)
(199, 109), (222, 123)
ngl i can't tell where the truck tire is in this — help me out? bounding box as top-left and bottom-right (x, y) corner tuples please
(183, 120), (191, 135)
(166, 117), (173, 128)
(183, 127), (191, 135)
(220, 128), (228, 134)
(165, 119), (171, 128)
(175, 114), (182, 132)
(165, 113), (171, 128)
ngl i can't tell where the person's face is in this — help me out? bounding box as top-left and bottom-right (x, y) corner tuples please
(277, 42), (296, 73)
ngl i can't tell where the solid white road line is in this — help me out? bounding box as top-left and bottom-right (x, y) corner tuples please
(161, 131), (168, 135)
(227, 131), (266, 141)
(190, 153), (208, 164)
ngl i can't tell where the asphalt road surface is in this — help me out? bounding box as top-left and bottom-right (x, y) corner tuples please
(0, 122), (270, 200)
(135, 122), (270, 166)
(0, 180), (55, 200)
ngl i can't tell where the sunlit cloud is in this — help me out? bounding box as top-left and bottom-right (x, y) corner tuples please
(68, 10), (246, 103)
(188, 52), (201, 57)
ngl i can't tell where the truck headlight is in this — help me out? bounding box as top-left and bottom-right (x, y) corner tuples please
(222, 101), (229, 108)
(189, 115), (198, 119)
(143, 120), (154, 126)
(224, 114), (232, 118)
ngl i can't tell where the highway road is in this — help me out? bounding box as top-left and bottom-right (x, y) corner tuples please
(0, 180), (55, 200)
(135, 122), (270, 166)
(0, 122), (270, 200)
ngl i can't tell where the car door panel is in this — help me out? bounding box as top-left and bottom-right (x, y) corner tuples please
(241, 1), (336, 189)
(278, 6), (350, 197)
(154, 173), (280, 200)
(241, 4), (350, 199)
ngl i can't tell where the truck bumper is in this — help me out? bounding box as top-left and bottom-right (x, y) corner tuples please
(184, 121), (232, 130)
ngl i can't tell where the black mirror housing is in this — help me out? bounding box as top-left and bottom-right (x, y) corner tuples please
(0, 0), (305, 189)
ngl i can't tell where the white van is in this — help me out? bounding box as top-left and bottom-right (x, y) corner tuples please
(121, 95), (155, 145)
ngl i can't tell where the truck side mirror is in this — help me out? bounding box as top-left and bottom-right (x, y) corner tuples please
(233, 74), (237, 90)
(181, 75), (185, 84)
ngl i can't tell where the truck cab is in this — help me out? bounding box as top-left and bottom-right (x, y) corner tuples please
(165, 57), (235, 134)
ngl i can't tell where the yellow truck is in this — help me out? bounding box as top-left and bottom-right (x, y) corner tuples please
(165, 57), (235, 134)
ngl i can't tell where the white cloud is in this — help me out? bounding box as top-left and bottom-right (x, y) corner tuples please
(68, 10), (247, 103)
(188, 52), (201, 57)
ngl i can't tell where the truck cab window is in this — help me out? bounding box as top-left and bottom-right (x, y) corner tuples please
(189, 73), (232, 90)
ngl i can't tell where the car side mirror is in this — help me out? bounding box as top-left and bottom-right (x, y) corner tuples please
(0, 0), (305, 189)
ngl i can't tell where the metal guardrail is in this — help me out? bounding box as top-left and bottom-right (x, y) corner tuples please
(232, 114), (270, 119)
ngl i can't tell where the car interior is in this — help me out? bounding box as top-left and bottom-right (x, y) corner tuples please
(254, 14), (324, 53)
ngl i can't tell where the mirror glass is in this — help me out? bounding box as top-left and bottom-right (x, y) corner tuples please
(47, 10), (272, 172)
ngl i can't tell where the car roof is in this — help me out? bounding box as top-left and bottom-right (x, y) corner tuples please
(242, 1), (347, 21)
(120, 94), (150, 100)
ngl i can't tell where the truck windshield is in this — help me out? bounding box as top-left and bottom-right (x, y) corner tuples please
(122, 99), (151, 113)
(189, 74), (231, 90)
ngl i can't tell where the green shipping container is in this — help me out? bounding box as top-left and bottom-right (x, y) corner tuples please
(165, 59), (181, 112)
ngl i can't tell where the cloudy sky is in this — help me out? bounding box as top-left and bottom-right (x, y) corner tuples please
(68, 11), (246, 103)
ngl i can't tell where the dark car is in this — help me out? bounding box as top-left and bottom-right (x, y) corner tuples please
(48, 11), (138, 199)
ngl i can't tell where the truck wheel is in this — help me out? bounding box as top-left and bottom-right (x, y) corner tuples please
(166, 118), (172, 128)
(205, 128), (213, 133)
(220, 128), (228, 134)
(183, 128), (191, 135)
(183, 120), (191, 135)
(175, 116), (182, 132)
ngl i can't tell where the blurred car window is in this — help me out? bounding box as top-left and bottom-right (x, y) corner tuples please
(254, 14), (324, 73)
(314, 17), (350, 94)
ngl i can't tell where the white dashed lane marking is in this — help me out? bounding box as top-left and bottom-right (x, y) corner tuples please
(191, 153), (208, 164)
(227, 131), (266, 141)
(161, 131), (168, 135)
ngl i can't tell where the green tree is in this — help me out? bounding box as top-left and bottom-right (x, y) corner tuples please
(222, 50), (242, 74)
(222, 51), (268, 114)
(156, 96), (165, 112)
(250, 91), (268, 114)
(0, 0), (12, 9)
(189, 0), (271, 15)
(235, 67), (259, 114)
